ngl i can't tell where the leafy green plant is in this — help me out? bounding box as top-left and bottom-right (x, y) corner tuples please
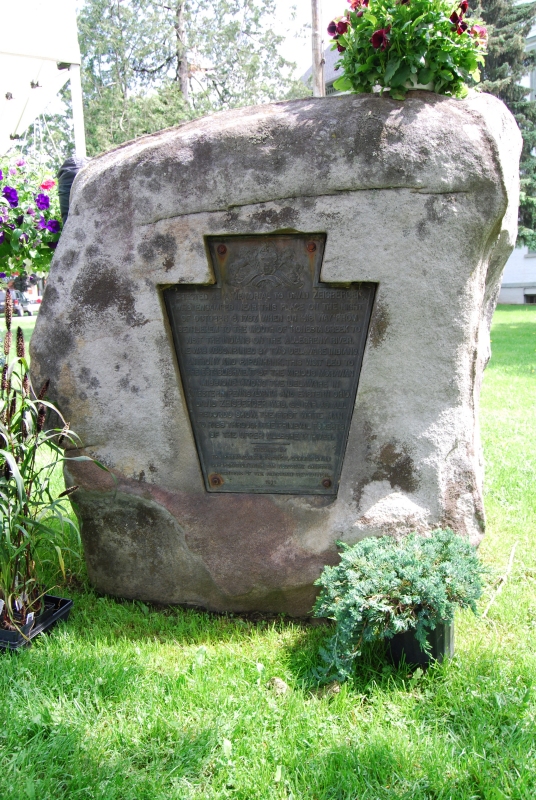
(313, 528), (485, 679)
(0, 156), (61, 281)
(328, 0), (487, 99)
(0, 290), (84, 631)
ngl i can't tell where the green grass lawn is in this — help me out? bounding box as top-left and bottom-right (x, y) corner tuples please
(1, 306), (535, 800)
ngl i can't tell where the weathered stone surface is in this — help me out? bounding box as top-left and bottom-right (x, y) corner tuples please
(31, 92), (521, 615)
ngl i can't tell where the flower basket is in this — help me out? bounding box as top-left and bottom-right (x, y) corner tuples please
(0, 156), (61, 284)
(327, 0), (487, 100)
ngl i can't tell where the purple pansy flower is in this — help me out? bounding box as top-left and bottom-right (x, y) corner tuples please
(35, 193), (50, 211)
(371, 27), (391, 50)
(46, 219), (61, 233)
(2, 186), (19, 208)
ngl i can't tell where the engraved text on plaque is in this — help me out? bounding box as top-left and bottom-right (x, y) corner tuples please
(164, 235), (375, 494)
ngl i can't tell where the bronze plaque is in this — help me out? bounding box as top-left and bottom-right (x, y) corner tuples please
(164, 234), (375, 495)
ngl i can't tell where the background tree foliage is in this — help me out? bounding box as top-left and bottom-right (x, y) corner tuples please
(77, 0), (305, 156)
(477, 0), (536, 247)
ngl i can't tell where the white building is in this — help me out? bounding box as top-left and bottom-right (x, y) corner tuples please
(498, 27), (536, 304)
(498, 247), (536, 304)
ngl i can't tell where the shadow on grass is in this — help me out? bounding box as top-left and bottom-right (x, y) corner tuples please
(279, 621), (434, 694)
(24, 583), (327, 650)
(24, 586), (423, 691)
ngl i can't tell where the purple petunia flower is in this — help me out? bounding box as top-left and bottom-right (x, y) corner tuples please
(2, 186), (19, 208)
(26, 208), (35, 216)
(16, 159), (25, 167)
(15, 215), (24, 226)
(19, 233), (29, 243)
(46, 219), (61, 233)
(0, 272), (6, 278)
(35, 193), (50, 211)
(37, 215), (47, 230)
(0, 232), (4, 245)
(0, 169), (3, 181)
(47, 241), (58, 250)
(9, 168), (16, 176)
(0, 207), (8, 223)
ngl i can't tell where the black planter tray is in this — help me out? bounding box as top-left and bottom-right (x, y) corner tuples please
(0, 595), (73, 651)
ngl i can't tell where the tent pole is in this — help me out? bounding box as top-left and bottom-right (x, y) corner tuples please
(69, 64), (86, 158)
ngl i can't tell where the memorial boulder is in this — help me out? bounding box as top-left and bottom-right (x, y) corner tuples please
(31, 92), (521, 615)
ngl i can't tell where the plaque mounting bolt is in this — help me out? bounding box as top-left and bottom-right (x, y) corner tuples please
(322, 478), (332, 489)
(306, 242), (317, 253)
(209, 473), (224, 487)
(217, 244), (227, 255)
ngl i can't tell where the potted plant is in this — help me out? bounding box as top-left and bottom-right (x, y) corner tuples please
(0, 290), (84, 650)
(0, 155), (61, 285)
(312, 528), (485, 678)
(327, 0), (488, 100)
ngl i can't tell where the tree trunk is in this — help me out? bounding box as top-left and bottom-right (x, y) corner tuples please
(175, 1), (189, 101)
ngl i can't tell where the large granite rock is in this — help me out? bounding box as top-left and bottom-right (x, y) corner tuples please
(31, 92), (521, 615)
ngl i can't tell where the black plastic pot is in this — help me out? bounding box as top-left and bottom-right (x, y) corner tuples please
(0, 595), (73, 652)
(388, 623), (454, 667)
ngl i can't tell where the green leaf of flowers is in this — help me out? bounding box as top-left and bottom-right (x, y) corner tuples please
(390, 64), (413, 88)
(436, 50), (452, 64)
(333, 76), (353, 92)
(418, 68), (434, 84)
(384, 58), (401, 84)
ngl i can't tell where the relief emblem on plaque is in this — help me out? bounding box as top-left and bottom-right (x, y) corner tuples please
(231, 244), (304, 289)
(164, 234), (376, 495)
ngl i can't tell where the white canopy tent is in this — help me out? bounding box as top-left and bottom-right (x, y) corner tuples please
(0, 0), (85, 157)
